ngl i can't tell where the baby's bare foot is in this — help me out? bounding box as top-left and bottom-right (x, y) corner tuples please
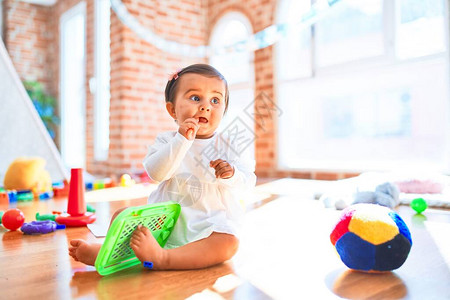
(130, 225), (167, 269)
(69, 239), (102, 266)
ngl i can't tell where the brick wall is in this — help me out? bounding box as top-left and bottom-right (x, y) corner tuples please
(3, 0), (54, 94)
(3, 0), (359, 181)
(106, 0), (208, 177)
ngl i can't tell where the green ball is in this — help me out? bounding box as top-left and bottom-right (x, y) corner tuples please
(411, 198), (428, 214)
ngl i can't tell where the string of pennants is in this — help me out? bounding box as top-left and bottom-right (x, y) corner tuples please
(110, 0), (341, 58)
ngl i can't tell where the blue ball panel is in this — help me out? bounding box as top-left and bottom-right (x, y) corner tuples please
(389, 212), (412, 244)
(335, 232), (376, 271)
(374, 233), (412, 271)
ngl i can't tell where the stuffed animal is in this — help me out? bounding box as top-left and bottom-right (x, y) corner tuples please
(321, 182), (400, 210)
(3, 157), (52, 193)
(330, 203), (412, 272)
(353, 182), (400, 208)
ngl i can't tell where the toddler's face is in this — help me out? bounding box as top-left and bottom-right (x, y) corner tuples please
(168, 73), (226, 139)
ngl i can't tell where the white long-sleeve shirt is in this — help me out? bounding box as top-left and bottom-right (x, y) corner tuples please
(143, 131), (256, 248)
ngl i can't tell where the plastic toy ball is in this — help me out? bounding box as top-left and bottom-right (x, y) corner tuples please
(2, 208), (25, 231)
(120, 174), (135, 187)
(330, 203), (412, 272)
(411, 198), (427, 214)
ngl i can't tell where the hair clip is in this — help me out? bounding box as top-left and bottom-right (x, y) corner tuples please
(169, 69), (182, 81)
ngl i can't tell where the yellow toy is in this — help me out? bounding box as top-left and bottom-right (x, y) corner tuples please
(3, 157), (52, 194)
(119, 174), (135, 187)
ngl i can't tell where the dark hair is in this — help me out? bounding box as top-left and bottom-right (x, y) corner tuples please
(164, 64), (229, 113)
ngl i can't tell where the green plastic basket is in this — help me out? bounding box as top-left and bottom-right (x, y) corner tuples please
(95, 201), (181, 276)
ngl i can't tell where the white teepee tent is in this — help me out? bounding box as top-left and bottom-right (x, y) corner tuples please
(0, 39), (68, 184)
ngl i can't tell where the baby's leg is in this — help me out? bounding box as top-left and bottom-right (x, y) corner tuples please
(69, 240), (102, 266)
(130, 226), (239, 270)
(68, 206), (129, 266)
(109, 206), (128, 226)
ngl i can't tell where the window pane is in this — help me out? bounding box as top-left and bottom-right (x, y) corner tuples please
(396, 0), (446, 59)
(210, 13), (255, 159)
(218, 88), (255, 157)
(277, 0), (312, 80)
(210, 19), (251, 85)
(323, 91), (412, 139)
(315, 0), (384, 67)
(278, 59), (449, 171)
(94, 0), (110, 161)
(60, 5), (86, 168)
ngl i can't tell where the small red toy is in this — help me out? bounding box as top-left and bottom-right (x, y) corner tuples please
(2, 208), (25, 231)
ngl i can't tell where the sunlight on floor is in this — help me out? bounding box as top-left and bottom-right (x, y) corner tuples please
(186, 289), (225, 300)
(212, 274), (243, 293)
(425, 220), (450, 267)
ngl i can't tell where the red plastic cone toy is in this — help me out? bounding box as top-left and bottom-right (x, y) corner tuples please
(56, 168), (96, 226)
(67, 168), (85, 216)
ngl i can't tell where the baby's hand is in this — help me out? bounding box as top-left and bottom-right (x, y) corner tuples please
(210, 159), (235, 179)
(179, 118), (199, 140)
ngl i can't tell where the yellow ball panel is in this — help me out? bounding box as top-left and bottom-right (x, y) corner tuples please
(348, 204), (399, 245)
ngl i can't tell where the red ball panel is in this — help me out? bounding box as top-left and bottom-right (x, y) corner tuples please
(330, 207), (355, 245)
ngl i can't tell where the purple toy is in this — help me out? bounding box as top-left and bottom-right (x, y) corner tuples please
(20, 220), (66, 234)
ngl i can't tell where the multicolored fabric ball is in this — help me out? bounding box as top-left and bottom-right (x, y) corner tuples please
(330, 203), (412, 272)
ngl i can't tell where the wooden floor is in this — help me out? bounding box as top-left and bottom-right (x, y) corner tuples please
(1, 178), (450, 299)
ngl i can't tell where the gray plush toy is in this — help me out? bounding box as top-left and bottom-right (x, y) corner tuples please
(352, 182), (400, 209)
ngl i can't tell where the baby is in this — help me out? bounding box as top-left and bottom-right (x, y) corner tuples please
(69, 64), (256, 270)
